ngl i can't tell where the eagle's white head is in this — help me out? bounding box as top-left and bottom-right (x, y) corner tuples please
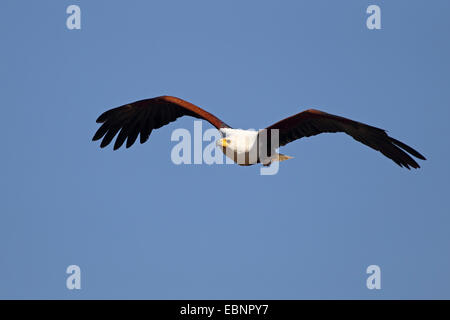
(216, 129), (259, 153)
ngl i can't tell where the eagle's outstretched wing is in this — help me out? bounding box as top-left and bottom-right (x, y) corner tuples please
(93, 96), (230, 150)
(266, 109), (426, 169)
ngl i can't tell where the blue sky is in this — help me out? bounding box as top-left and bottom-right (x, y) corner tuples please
(0, 0), (449, 299)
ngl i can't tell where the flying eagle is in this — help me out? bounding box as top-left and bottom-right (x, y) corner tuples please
(92, 96), (426, 169)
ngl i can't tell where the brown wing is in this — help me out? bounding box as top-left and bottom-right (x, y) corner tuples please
(92, 96), (230, 150)
(266, 109), (426, 169)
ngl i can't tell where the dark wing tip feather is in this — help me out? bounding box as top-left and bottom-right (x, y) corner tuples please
(92, 125), (106, 141)
(357, 129), (423, 170)
(389, 137), (426, 160)
(96, 110), (112, 123)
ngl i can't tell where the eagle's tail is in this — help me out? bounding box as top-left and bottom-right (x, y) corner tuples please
(263, 153), (293, 166)
(275, 153), (293, 162)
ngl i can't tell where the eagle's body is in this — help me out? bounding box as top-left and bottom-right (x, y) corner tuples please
(92, 96), (426, 169)
(218, 128), (291, 166)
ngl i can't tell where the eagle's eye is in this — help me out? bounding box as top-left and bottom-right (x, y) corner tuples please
(226, 139), (231, 144)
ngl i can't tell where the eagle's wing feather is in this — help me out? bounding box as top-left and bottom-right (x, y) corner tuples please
(266, 109), (426, 169)
(93, 96), (230, 150)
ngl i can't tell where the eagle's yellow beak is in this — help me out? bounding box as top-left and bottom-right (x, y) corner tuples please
(216, 138), (228, 148)
(221, 139), (228, 147)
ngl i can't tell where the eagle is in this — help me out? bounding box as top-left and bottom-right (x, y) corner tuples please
(92, 96), (426, 169)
